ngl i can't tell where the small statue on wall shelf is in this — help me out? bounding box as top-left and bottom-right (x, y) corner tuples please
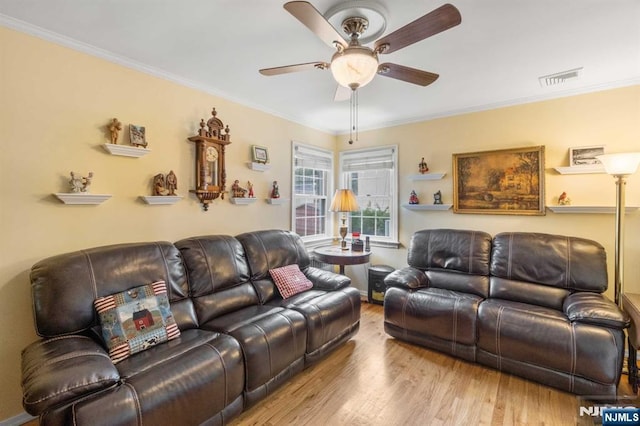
(232, 180), (248, 198)
(558, 191), (571, 205)
(69, 171), (93, 193)
(433, 190), (443, 205)
(247, 181), (255, 198)
(166, 170), (178, 196)
(418, 157), (429, 174)
(153, 173), (168, 196)
(271, 181), (280, 199)
(409, 190), (419, 205)
(152, 171), (178, 196)
(108, 118), (122, 144)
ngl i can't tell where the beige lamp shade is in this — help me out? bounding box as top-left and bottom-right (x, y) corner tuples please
(329, 189), (359, 212)
(596, 152), (640, 175)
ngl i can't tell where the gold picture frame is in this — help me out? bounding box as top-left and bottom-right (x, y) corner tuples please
(453, 146), (545, 215)
(251, 145), (269, 164)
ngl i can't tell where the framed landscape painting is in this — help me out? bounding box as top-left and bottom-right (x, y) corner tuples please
(453, 146), (545, 215)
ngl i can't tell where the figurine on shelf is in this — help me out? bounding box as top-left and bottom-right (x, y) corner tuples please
(166, 171), (177, 196)
(558, 191), (571, 205)
(153, 173), (168, 196)
(409, 190), (419, 204)
(419, 157), (429, 174)
(108, 118), (122, 144)
(247, 181), (255, 198)
(69, 171), (93, 193)
(232, 180), (247, 198)
(271, 181), (280, 199)
(433, 190), (443, 205)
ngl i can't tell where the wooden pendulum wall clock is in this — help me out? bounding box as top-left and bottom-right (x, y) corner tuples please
(188, 107), (231, 211)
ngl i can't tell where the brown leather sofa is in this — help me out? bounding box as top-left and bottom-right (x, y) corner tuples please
(21, 230), (360, 425)
(384, 229), (629, 399)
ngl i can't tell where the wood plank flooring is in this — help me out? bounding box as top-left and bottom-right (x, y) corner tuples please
(231, 302), (633, 426)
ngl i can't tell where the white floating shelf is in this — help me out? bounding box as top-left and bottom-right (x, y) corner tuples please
(230, 197), (258, 205)
(407, 172), (446, 180)
(553, 165), (604, 175)
(139, 195), (183, 205)
(402, 203), (452, 211)
(246, 162), (271, 171)
(547, 206), (639, 214)
(102, 144), (151, 158)
(266, 198), (288, 205)
(54, 193), (112, 205)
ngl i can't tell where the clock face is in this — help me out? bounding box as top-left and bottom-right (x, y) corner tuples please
(205, 146), (218, 162)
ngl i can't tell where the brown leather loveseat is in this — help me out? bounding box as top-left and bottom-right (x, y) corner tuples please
(21, 229), (360, 425)
(384, 229), (629, 399)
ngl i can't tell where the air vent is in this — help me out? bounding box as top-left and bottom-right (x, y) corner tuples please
(538, 67), (583, 87)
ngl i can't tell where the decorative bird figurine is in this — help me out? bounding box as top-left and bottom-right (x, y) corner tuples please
(558, 191), (571, 205)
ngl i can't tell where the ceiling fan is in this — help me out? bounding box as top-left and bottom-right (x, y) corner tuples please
(259, 1), (462, 95)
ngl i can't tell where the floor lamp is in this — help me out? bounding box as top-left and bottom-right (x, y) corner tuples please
(329, 189), (359, 250)
(596, 152), (640, 307)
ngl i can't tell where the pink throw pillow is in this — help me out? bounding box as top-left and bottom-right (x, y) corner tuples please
(269, 264), (313, 299)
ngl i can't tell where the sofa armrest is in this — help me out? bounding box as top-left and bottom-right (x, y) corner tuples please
(563, 292), (630, 329)
(22, 335), (120, 415)
(384, 267), (429, 290)
(305, 266), (351, 291)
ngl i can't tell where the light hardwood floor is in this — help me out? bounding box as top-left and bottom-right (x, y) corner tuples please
(22, 302), (634, 426)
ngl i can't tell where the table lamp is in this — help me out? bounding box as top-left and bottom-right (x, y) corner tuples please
(329, 189), (359, 250)
(595, 152), (640, 307)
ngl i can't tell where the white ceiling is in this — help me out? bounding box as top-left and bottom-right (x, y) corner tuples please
(1, 0), (639, 134)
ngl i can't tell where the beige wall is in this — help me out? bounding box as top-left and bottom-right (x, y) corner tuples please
(1, 26), (639, 420)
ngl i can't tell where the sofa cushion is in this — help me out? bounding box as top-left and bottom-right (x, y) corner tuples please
(270, 264), (313, 299)
(490, 232), (608, 292)
(94, 281), (180, 363)
(407, 229), (492, 276)
(30, 241), (194, 338)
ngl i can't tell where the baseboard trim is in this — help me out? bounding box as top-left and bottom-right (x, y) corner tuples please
(0, 411), (36, 426)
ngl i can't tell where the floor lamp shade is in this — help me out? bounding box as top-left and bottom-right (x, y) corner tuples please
(595, 152), (640, 307)
(330, 189), (359, 249)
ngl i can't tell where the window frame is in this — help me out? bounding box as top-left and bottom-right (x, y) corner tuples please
(291, 141), (334, 244)
(338, 145), (399, 248)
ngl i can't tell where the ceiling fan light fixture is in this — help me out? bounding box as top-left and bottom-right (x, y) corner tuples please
(330, 47), (378, 89)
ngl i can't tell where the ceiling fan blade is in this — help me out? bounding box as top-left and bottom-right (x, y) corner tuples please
(334, 84), (351, 102)
(377, 63), (439, 86)
(259, 62), (329, 76)
(374, 4), (461, 55)
(284, 1), (347, 49)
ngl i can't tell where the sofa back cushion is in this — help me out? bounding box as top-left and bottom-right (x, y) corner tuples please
(408, 229), (492, 297)
(490, 232), (608, 294)
(30, 242), (195, 338)
(236, 230), (311, 303)
(175, 235), (259, 324)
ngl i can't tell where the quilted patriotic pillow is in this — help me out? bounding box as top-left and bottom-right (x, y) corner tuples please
(94, 280), (180, 363)
(269, 264), (313, 299)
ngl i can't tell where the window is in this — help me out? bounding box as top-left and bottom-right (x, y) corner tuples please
(291, 142), (333, 241)
(339, 146), (398, 246)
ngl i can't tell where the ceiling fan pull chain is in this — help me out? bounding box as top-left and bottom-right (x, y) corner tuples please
(349, 88), (354, 144)
(355, 89), (359, 142)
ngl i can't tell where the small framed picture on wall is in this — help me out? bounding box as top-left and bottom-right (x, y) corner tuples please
(252, 145), (269, 164)
(569, 145), (605, 167)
